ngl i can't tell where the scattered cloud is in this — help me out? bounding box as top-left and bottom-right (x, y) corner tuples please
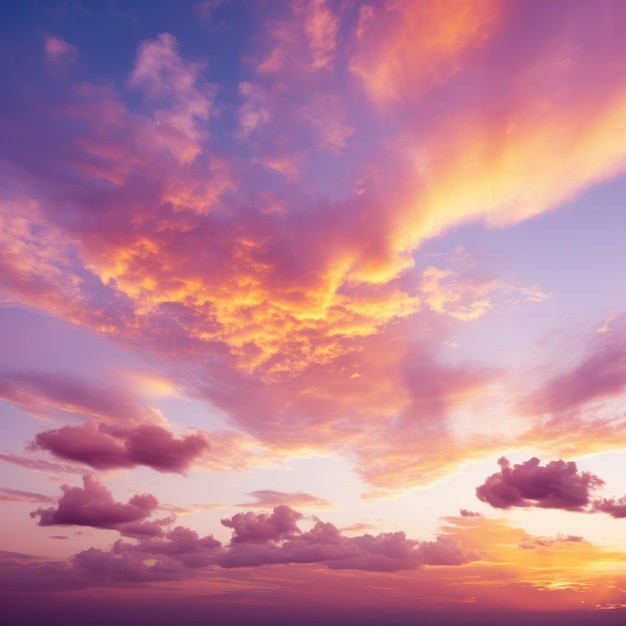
(31, 473), (159, 532)
(238, 489), (333, 509)
(476, 457), (604, 511)
(591, 496), (626, 519)
(32, 421), (210, 474)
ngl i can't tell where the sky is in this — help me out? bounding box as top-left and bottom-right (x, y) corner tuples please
(1, 1), (626, 624)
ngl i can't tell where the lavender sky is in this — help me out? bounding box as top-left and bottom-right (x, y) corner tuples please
(1, 1), (626, 624)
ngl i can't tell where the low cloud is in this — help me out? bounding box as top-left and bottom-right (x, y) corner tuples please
(476, 457), (604, 511)
(218, 508), (477, 572)
(30, 474), (159, 533)
(33, 421), (210, 474)
(221, 505), (302, 543)
(26, 497), (478, 581)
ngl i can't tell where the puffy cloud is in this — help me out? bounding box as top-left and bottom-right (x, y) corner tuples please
(220, 521), (476, 572)
(216, 508), (476, 571)
(30, 474), (159, 531)
(221, 505), (303, 543)
(33, 421), (209, 474)
(475, 457), (604, 511)
(113, 525), (221, 568)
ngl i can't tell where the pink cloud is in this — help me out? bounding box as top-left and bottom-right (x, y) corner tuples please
(31, 473), (159, 530)
(0, 451), (83, 476)
(255, 1), (340, 75)
(218, 512), (477, 571)
(528, 315), (626, 416)
(239, 489), (333, 509)
(0, 487), (56, 504)
(221, 505), (303, 543)
(476, 457), (604, 511)
(0, 371), (164, 425)
(114, 525), (221, 567)
(44, 35), (78, 75)
(32, 421), (210, 474)
(128, 33), (216, 164)
(349, 0), (500, 104)
(302, 0), (339, 69)
(592, 497), (626, 519)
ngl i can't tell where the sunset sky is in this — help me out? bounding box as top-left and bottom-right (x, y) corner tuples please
(2, 1), (626, 624)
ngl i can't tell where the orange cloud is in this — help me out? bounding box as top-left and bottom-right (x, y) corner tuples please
(350, 0), (501, 104)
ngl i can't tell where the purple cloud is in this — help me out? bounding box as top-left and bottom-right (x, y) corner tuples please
(221, 505), (303, 543)
(239, 489), (332, 509)
(475, 457), (604, 511)
(527, 316), (626, 416)
(30, 473), (159, 531)
(592, 496), (626, 519)
(0, 371), (162, 424)
(32, 421), (210, 473)
(114, 526), (221, 568)
(0, 452), (83, 475)
(0, 487), (56, 504)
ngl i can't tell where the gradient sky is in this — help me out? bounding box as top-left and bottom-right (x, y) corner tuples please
(2, 1), (626, 624)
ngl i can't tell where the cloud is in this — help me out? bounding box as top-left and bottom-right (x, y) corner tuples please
(5, 6), (626, 499)
(33, 421), (210, 474)
(195, 0), (224, 25)
(30, 473), (159, 531)
(0, 487), (56, 504)
(0, 452), (83, 475)
(527, 315), (626, 416)
(44, 35), (78, 76)
(418, 256), (547, 322)
(0, 371), (164, 425)
(592, 497), (626, 519)
(302, 0), (339, 69)
(475, 457), (604, 511)
(238, 489), (333, 509)
(350, 0), (500, 104)
(219, 519), (477, 572)
(216, 506), (477, 571)
(127, 33), (216, 164)
(113, 525), (221, 568)
(221, 505), (303, 543)
(518, 534), (584, 550)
